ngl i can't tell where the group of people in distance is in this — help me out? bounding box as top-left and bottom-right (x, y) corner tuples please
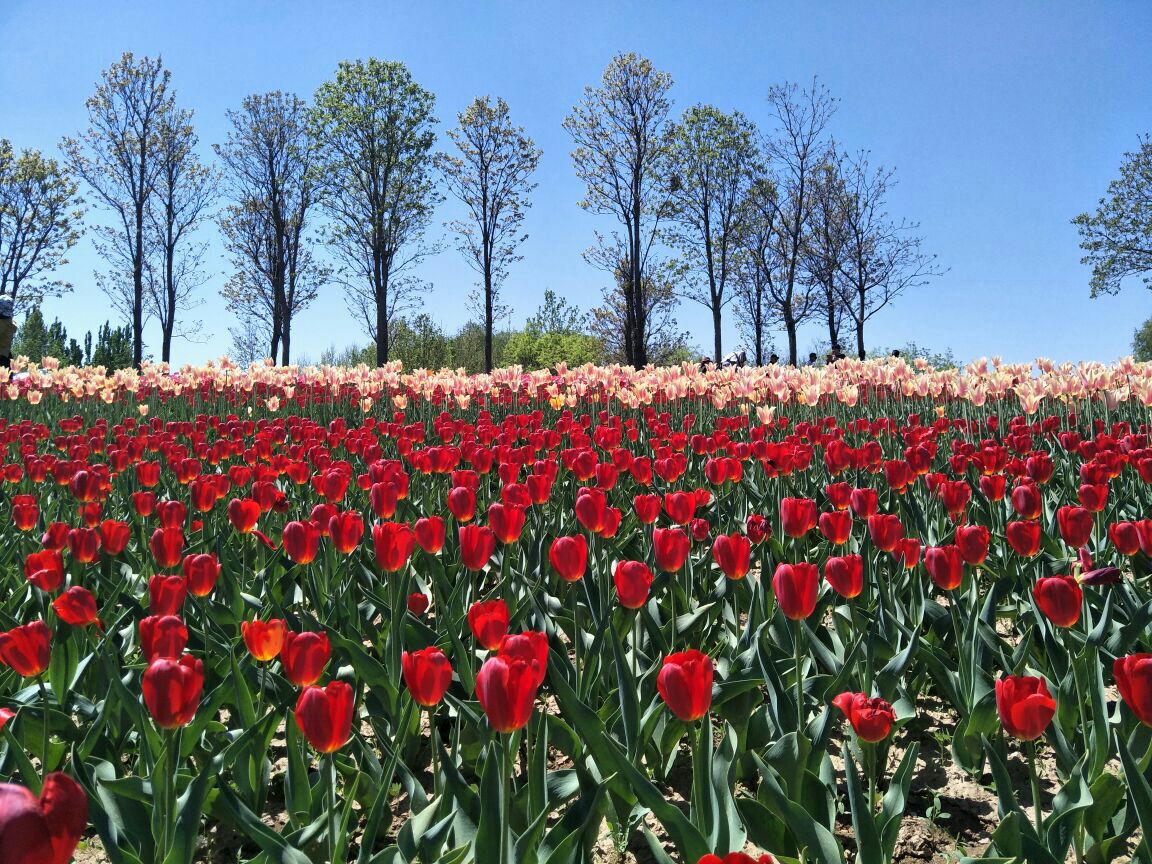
(698, 346), (902, 372)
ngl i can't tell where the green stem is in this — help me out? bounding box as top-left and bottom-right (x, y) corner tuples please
(631, 609), (640, 682)
(428, 708), (438, 799)
(36, 675), (50, 782)
(497, 734), (510, 864)
(1026, 739), (1043, 839)
(570, 582), (580, 697)
(794, 617), (805, 733)
(866, 741), (877, 813)
(327, 752), (338, 864)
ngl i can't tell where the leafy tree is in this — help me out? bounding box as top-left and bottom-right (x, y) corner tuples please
(63, 52), (175, 368)
(12, 305), (72, 363)
(565, 53), (674, 367)
(733, 177), (784, 365)
(1074, 136), (1152, 297)
(390, 313), (452, 370)
(145, 107), (217, 362)
(504, 290), (605, 370)
(216, 92), (325, 364)
(662, 105), (761, 361)
(309, 59), (440, 365)
(436, 96), (541, 371)
(0, 141), (85, 314)
(88, 321), (133, 369)
(449, 321), (514, 374)
(1133, 316), (1152, 362)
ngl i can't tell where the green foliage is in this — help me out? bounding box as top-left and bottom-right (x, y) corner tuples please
(1133, 316), (1152, 362)
(12, 305), (71, 364)
(390, 314), (453, 371)
(13, 306), (132, 369)
(89, 321), (134, 370)
(1073, 135), (1152, 297)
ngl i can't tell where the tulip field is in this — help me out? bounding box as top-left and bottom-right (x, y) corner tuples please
(1, 356), (1152, 864)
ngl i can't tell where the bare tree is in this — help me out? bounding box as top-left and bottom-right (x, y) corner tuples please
(834, 151), (944, 359)
(0, 141), (85, 314)
(663, 105), (761, 361)
(804, 151), (850, 354)
(763, 79), (837, 363)
(145, 109), (217, 362)
(565, 53), (674, 367)
(733, 177), (784, 365)
(436, 96), (541, 372)
(216, 92), (322, 364)
(309, 59), (440, 366)
(63, 52), (175, 367)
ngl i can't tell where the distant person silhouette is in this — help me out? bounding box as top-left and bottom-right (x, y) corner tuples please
(768, 353), (779, 365)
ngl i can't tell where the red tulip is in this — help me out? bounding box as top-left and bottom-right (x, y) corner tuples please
(663, 491), (697, 525)
(0, 771), (88, 864)
(475, 654), (539, 733)
(99, 519), (131, 556)
(995, 675), (1055, 740)
(1056, 505), (1093, 549)
(41, 522), (68, 551)
(825, 481), (853, 510)
(402, 646), (453, 707)
(10, 495), (38, 532)
(66, 528), (100, 564)
(181, 553), (220, 598)
(850, 488), (879, 519)
(459, 525), (496, 570)
(241, 618), (286, 662)
(149, 527), (184, 569)
(414, 516), (445, 554)
(131, 491), (157, 518)
(1109, 521), (1142, 556)
(24, 550), (63, 593)
(653, 527), (691, 573)
(549, 535), (588, 582)
(295, 681), (355, 752)
(407, 592), (430, 616)
(498, 631), (549, 688)
(149, 574), (187, 616)
(281, 631), (331, 686)
(1078, 483), (1108, 513)
(574, 487), (609, 533)
(745, 514), (771, 544)
(1006, 521), (1042, 557)
(657, 649), (714, 722)
(712, 533), (751, 580)
(955, 524), (989, 565)
(925, 545), (963, 591)
(143, 654), (204, 729)
(867, 514), (904, 552)
(633, 494), (661, 524)
(227, 498), (260, 533)
(372, 522), (416, 572)
(468, 599), (510, 650)
(329, 511), (364, 554)
(832, 691), (896, 742)
(824, 555), (864, 599)
(780, 497), (818, 538)
(447, 486), (477, 522)
(697, 854), (777, 864)
(139, 615), (188, 662)
(817, 510), (852, 546)
(282, 521), (320, 565)
(1114, 654), (1152, 726)
(1033, 575), (1082, 628)
(614, 560), (654, 609)
(1011, 482), (1043, 520)
(0, 621), (50, 677)
(52, 587), (99, 628)
(488, 502), (526, 544)
(772, 562), (819, 620)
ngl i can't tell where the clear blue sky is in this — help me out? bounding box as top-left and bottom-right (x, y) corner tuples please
(2, 0), (1150, 366)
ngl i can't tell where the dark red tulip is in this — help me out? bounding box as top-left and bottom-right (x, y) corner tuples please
(549, 535), (588, 582)
(498, 631), (549, 688)
(24, 550), (63, 593)
(99, 519), (131, 556)
(459, 525), (496, 571)
(139, 615), (188, 662)
(689, 517), (711, 543)
(574, 487), (609, 533)
(242, 618), (286, 662)
(1006, 521), (1042, 557)
(936, 480), (971, 516)
(955, 524), (989, 565)
(414, 516), (445, 554)
(156, 501), (187, 530)
(295, 681), (355, 752)
(697, 854), (777, 864)
(282, 521), (320, 565)
(149, 527), (185, 569)
(131, 491), (157, 518)
(468, 599), (510, 650)
(281, 631), (331, 686)
(40, 522), (68, 551)
(978, 474), (1007, 502)
(149, 573), (187, 615)
(488, 503), (526, 544)
(1033, 575), (1082, 628)
(772, 562), (819, 620)
(925, 545), (963, 591)
(143, 653), (204, 729)
(66, 528), (100, 564)
(475, 654), (539, 733)
(653, 527), (690, 573)
(0, 771), (88, 864)
(817, 510), (852, 546)
(745, 514), (772, 544)
(227, 498), (260, 533)
(402, 646), (453, 707)
(657, 649), (713, 722)
(633, 494), (661, 524)
(181, 553), (220, 598)
(825, 482), (853, 510)
(780, 497), (818, 538)
(0, 621), (50, 677)
(52, 587), (99, 628)
(996, 675), (1056, 740)
(1011, 482), (1043, 520)
(372, 522), (416, 572)
(712, 533), (751, 580)
(10, 495), (38, 532)
(614, 560), (654, 609)
(1114, 654), (1152, 726)
(663, 491), (697, 525)
(447, 486), (477, 522)
(1109, 522), (1142, 556)
(832, 691), (896, 742)
(1056, 506), (1093, 549)
(1078, 483), (1108, 513)
(328, 511), (364, 554)
(850, 488), (879, 519)
(407, 592), (430, 616)
(867, 514), (904, 552)
(825, 555), (864, 599)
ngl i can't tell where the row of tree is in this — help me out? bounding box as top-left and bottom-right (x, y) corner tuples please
(1, 52), (943, 370)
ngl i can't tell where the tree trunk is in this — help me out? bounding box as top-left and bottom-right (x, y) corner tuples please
(712, 305), (722, 362)
(784, 311), (798, 365)
(856, 287), (867, 360)
(376, 285), (388, 367)
(484, 260), (493, 373)
(281, 317), (291, 365)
